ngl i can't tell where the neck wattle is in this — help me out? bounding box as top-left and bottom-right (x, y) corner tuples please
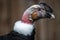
(21, 15), (33, 24)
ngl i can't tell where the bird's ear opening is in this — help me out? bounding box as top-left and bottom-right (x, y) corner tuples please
(28, 11), (40, 21)
(31, 11), (38, 20)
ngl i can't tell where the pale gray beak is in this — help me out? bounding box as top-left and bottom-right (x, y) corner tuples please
(50, 14), (55, 19)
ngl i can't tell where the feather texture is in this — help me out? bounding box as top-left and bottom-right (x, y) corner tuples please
(14, 21), (34, 36)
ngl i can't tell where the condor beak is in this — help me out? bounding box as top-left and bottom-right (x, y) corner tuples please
(50, 14), (55, 19)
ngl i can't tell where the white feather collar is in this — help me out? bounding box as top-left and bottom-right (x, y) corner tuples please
(13, 21), (34, 36)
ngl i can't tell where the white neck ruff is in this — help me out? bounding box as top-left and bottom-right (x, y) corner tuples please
(13, 21), (34, 36)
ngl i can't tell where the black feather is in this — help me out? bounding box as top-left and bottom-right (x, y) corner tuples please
(0, 30), (35, 40)
(39, 2), (53, 13)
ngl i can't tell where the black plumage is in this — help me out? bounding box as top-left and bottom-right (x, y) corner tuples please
(0, 30), (35, 40)
(0, 2), (55, 40)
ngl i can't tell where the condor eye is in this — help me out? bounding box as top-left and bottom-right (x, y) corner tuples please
(38, 8), (41, 11)
(42, 8), (45, 10)
(38, 8), (45, 11)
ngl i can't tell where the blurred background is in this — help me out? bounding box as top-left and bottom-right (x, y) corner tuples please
(0, 0), (60, 40)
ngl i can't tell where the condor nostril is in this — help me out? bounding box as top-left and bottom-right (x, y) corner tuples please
(45, 13), (51, 18)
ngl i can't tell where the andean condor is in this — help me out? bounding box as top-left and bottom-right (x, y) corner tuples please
(0, 3), (55, 40)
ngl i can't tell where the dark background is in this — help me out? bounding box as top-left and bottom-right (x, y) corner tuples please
(0, 0), (60, 40)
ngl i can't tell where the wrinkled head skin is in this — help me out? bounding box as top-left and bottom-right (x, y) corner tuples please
(22, 2), (55, 22)
(39, 3), (55, 18)
(30, 3), (55, 21)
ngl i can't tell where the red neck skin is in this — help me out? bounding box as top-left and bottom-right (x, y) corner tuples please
(21, 14), (33, 24)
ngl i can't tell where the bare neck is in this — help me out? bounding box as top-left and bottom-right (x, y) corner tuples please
(21, 14), (33, 24)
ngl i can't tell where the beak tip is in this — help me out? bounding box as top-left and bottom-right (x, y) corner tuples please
(51, 14), (55, 19)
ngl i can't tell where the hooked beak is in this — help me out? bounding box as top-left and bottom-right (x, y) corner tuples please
(50, 14), (55, 19)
